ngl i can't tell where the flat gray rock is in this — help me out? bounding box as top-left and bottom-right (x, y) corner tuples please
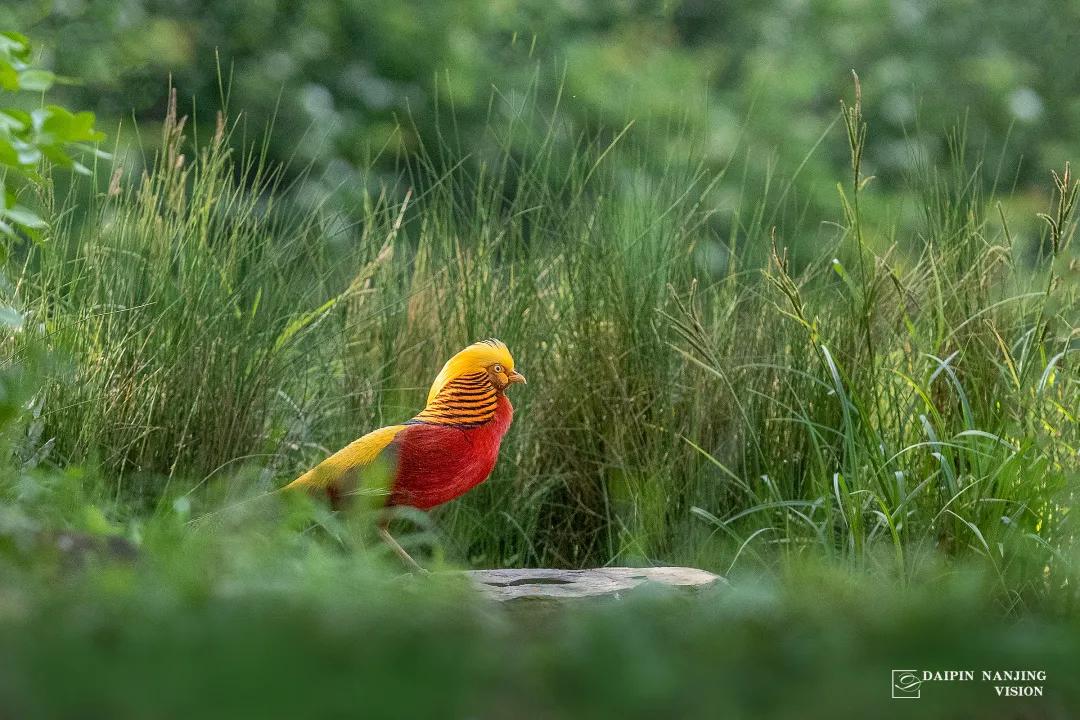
(465, 566), (723, 601)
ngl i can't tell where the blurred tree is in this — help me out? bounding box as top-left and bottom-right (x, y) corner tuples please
(0, 0), (1077, 232)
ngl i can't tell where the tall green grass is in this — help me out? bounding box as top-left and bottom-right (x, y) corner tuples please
(4, 81), (1077, 607)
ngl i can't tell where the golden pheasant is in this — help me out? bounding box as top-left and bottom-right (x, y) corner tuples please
(285, 339), (525, 569)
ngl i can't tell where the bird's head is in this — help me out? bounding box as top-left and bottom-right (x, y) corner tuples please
(426, 338), (526, 404)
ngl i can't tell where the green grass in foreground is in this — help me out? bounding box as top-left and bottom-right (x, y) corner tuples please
(0, 513), (1077, 719)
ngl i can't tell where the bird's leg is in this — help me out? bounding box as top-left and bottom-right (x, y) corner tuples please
(377, 514), (428, 574)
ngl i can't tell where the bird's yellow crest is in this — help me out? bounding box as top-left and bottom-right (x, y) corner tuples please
(426, 338), (518, 404)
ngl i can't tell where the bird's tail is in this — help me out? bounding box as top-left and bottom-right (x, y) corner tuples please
(282, 468), (317, 491)
(282, 459), (354, 509)
(186, 458), (344, 528)
(185, 487), (284, 527)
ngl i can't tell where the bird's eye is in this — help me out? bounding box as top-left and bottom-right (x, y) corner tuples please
(492, 364), (504, 373)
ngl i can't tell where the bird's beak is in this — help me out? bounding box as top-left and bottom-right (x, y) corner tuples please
(508, 370), (527, 385)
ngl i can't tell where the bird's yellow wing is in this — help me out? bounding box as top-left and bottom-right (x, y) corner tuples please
(285, 424), (406, 494)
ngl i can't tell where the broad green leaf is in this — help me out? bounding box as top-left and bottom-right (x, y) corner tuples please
(2, 204), (47, 229)
(39, 144), (74, 167)
(0, 137), (19, 166)
(0, 59), (17, 91)
(0, 31), (29, 61)
(33, 106), (69, 142)
(11, 138), (41, 166)
(17, 69), (55, 92)
(70, 111), (105, 142)
(0, 108), (30, 132)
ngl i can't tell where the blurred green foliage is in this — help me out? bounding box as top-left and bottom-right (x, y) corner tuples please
(0, 30), (104, 237)
(0, 510), (1078, 719)
(0, 30), (102, 473)
(2, 0), (1078, 223)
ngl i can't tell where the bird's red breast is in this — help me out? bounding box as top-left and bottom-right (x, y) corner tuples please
(388, 395), (513, 509)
